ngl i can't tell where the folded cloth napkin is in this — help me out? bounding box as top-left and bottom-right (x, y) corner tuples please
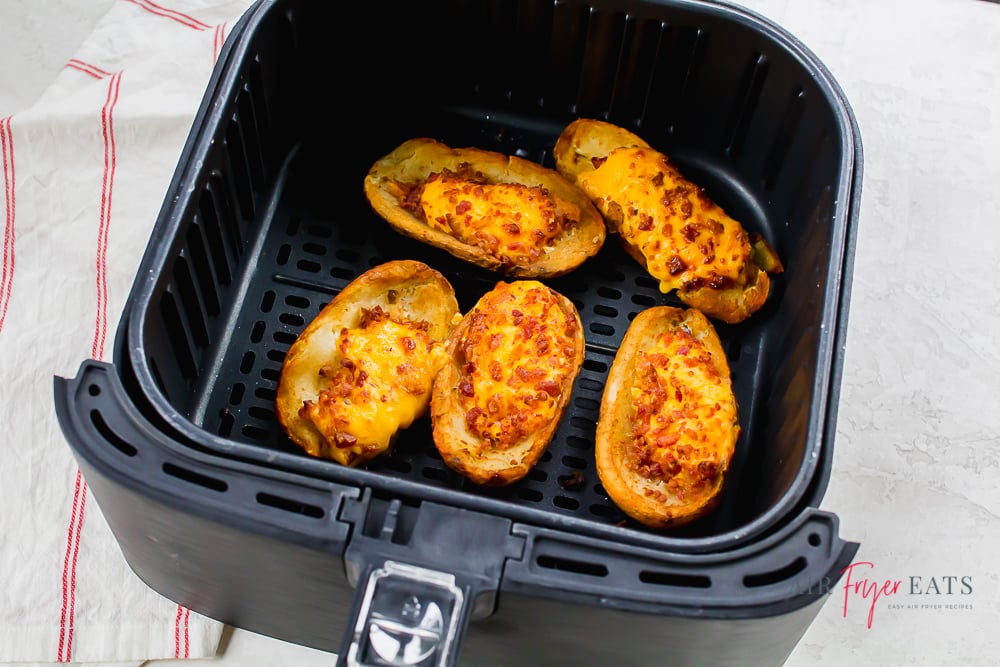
(0, 1), (255, 664)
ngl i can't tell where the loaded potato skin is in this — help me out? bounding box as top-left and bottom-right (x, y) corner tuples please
(364, 138), (606, 278)
(595, 306), (740, 528)
(430, 280), (585, 486)
(275, 260), (461, 467)
(553, 118), (783, 324)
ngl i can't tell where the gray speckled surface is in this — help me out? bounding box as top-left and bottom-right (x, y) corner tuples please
(744, 0), (1000, 664)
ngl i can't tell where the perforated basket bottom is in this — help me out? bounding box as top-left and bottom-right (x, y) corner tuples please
(148, 125), (776, 538)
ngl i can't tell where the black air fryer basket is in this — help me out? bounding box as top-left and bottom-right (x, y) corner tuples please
(54, 0), (863, 665)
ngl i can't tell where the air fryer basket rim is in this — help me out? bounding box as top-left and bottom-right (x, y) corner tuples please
(115, 0), (864, 554)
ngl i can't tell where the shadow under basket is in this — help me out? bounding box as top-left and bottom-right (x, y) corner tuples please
(54, 0), (863, 665)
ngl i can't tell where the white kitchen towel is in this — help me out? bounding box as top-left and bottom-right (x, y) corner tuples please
(0, 0), (255, 663)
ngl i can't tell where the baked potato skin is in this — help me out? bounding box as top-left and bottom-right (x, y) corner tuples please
(364, 138), (606, 278)
(595, 306), (740, 528)
(553, 118), (783, 324)
(275, 260), (461, 466)
(430, 280), (585, 486)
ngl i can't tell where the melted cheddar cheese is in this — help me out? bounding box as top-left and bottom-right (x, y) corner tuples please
(628, 324), (738, 502)
(299, 306), (448, 464)
(578, 147), (751, 294)
(418, 170), (579, 266)
(455, 281), (578, 450)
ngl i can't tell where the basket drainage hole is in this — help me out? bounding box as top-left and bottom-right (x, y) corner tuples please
(553, 496), (579, 510)
(421, 466), (450, 482)
(589, 503), (618, 518)
(808, 532), (822, 547)
(536, 555), (608, 578)
(218, 410), (234, 437)
(516, 487), (543, 502)
(229, 383), (245, 405)
(589, 322), (615, 337)
(88, 384), (101, 396)
(260, 290), (276, 313)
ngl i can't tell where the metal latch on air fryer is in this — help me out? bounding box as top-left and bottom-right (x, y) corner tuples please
(337, 492), (525, 667)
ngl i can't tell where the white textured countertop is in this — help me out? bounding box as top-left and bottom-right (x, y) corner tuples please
(2, 0), (998, 665)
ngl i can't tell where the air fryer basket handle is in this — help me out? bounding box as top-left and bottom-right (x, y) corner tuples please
(337, 495), (525, 667)
(339, 560), (471, 667)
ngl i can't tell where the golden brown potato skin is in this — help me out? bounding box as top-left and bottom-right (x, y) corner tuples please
(553, 118), (783, 324)
(430, 280), (585, 486)
(595, 306), (740, 528)
(275, 260), (460, 466)
(364, 137), (606, 278)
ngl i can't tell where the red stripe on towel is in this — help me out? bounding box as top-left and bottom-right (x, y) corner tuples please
(213, 22), (227, 64)
(0, 116), (15, 333)
(56, 471), (89, 662)
(91, 71), (122, 360)
(67, 59), (113, 80)
(183, 607), (190, 657)
(56, 71), (121, 662)
(174, 605), (191, 658)
(125, 0), (210, 31)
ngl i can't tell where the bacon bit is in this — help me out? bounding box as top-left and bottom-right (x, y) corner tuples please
(536, 380), (561, 397)
(299, 400), (315, 419)
(638, 214), (654, 231)
(681, 223), (700, 243)
(334, 432), (358, 448)
(535, 337), (550, 355)
(465, 406), (483, 429)
(697, 460), (719, 481)
(401, 336), (416, 351)
(684, 276), (705, 290)
(667, 255), (686, 276)
(360, 306), (387, 328)
(459, 380), (475, 397)
(654, 432), (680, 448)
(515, 366), (546, 384)
(709, 274), (734, 290)
(456, 200), (472, 215)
